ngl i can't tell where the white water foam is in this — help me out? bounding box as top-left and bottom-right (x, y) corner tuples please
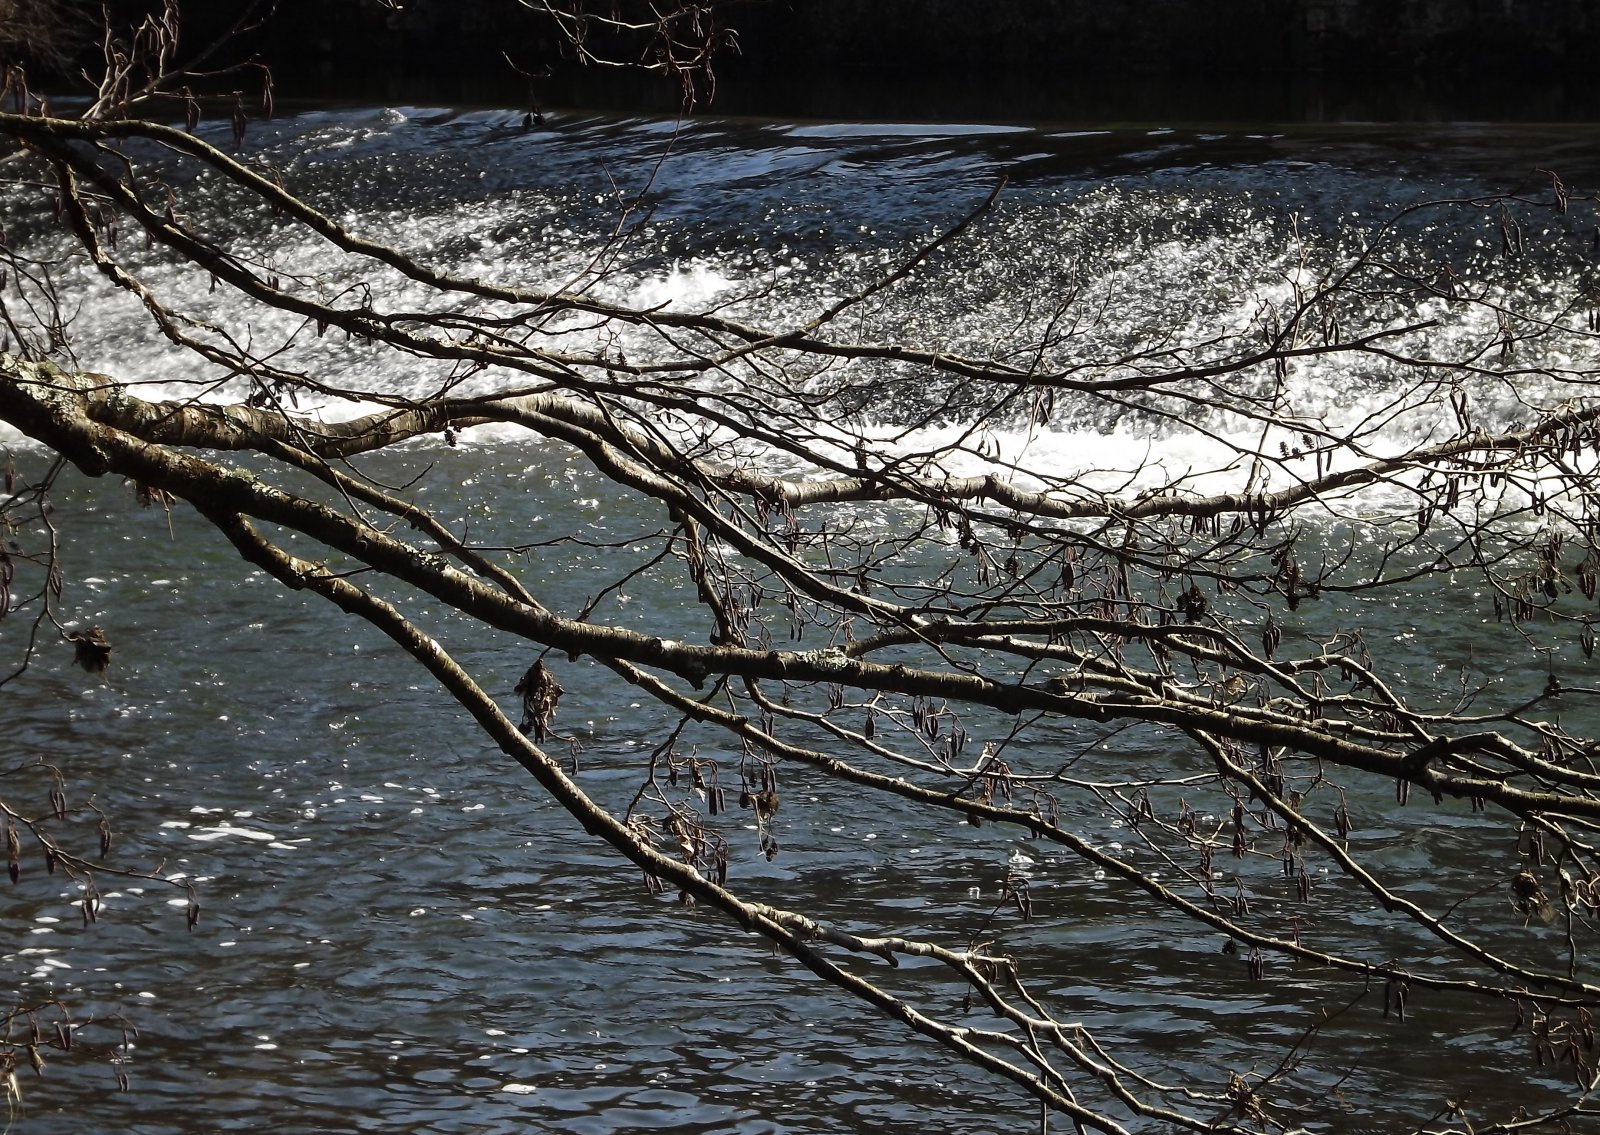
(6, 113), (1596, 522)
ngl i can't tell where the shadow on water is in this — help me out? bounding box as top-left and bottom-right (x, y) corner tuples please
(269, 58), (1600, 127)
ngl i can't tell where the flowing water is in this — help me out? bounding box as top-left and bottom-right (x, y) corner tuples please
(6, 109), (1600, 1133)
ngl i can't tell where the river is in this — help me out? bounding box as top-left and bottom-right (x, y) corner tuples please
(5, 108), (1600, 1133)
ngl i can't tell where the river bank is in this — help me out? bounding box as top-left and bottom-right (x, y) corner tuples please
(168, 0), (1600, 122)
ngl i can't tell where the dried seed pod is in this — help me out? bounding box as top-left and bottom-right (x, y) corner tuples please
(1134, 790), (1155, 823)
(1261, 615), (1281, 659)
(1513, 868), (1545, 911)
(514, 659), (564, 742)
(231, 96), (248, 150)
(1333, 801), (1353, 838)
(1178, 804), (1196, 835)
(67, 626), (112, 674)
(1384, 979), (1410, 1021)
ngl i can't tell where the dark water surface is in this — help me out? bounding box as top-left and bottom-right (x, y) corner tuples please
(5, 109), (1600, 1132)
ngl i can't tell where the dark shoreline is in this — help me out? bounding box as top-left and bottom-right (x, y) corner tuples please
(260, 65), (1600, 127)
(84, 1), (1600, 124)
